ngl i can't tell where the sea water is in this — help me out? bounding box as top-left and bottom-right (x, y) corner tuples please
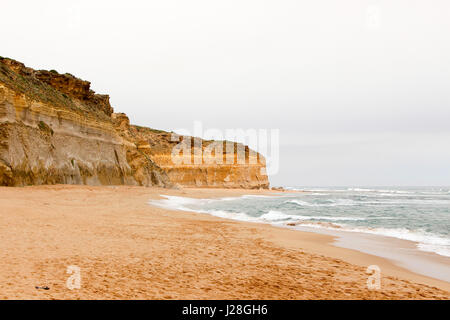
(151, 187), (450, 258)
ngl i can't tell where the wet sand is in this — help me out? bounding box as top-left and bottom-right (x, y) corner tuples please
(0, 185), (448, 299)
(293, 226), (450, 283)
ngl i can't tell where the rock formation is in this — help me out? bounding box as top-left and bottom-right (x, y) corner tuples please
(0, 57), (269, 189)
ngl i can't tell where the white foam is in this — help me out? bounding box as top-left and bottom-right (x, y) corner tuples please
(287, 198), (450, 207)
(358, 228), (450, 257)
(417, 243), (450, 257)
(149, 195), (450, 258)
(202, 209), (259, 222)
(150, 195), (260, 222)
(286, 199), (360, 207)
(150, 194), (275, 209)
(347, 188), (413, 194)
(294, 223), (450, 258)
(150, 195), (213, 212)
(260, 210), (295, 222)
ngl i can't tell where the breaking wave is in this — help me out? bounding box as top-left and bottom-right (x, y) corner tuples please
(149, 188), (450, 258)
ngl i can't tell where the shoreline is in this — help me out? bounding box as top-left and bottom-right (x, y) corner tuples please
(152, 188), (450, 292)
(152, 189), (450, 285)
(0, 185), (448, 299)
(293, 225), (450, 283)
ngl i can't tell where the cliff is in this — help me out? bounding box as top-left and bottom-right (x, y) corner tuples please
(0, 57), (269, 189)
(112, 113), (269, 189)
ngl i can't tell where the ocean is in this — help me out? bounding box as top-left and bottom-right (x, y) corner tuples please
(151, 187), (450, 258)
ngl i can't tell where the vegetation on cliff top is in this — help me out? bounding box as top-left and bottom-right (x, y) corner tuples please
(0, 57), (110, 121)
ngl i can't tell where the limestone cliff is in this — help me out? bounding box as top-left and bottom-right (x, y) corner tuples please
(0, 57), (269, 189)
(112, 113), (269, 189)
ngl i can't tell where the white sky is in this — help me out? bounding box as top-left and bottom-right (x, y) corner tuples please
(2, 0), (450, 186)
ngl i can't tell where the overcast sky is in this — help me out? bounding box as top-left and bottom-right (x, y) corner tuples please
(2, 0), (450, 186)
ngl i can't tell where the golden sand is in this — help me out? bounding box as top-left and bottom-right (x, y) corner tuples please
(0, 185), (448, 299)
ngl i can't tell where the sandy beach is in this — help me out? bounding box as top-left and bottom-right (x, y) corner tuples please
(0, 185), (448, 300)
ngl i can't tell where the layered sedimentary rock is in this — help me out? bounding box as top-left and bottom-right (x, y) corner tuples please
(0, 57), (269, 189)
(112, 113), (269, 189)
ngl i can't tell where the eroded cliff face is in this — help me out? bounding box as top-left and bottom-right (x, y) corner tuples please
(0, 58), (170, 187)
(112, 113), (269, 189)
(0, 57), (269, 189)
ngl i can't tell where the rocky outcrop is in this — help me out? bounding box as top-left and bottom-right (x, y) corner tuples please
(0, 57), (269, 189)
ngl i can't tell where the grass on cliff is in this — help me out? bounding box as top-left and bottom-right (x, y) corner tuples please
(0, 61), (76, 112)
(0, 58), (109, 121)
(134, 125), (168, 135)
